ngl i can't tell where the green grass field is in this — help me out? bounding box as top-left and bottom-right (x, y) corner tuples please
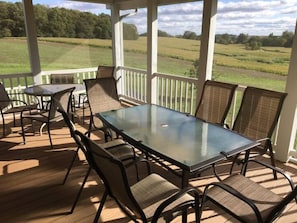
(0, 37), (290, 91)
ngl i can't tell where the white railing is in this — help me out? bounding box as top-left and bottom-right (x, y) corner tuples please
(0, 72), (35, 105)
(119, 66), (148, 104)
(1, 67), (295, 153)
(118, 67), (199, 115)
(155, 72), (198, 115)
(41, 67), (98, 84)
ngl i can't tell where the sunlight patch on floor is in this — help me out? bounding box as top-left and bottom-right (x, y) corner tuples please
(0, 159), (39, 175)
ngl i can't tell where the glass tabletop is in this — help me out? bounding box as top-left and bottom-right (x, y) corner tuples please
(24, 84), (84, 96)
(98, 104), (257, 172)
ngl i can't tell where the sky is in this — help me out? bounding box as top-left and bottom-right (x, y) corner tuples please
(7, 0), (297, 36)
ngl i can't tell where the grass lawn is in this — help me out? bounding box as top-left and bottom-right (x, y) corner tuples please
(0, 37), (290, 91)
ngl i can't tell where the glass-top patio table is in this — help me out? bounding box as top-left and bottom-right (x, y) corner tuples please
(97, 104), (259, 187)
(24, 84), (85, 109)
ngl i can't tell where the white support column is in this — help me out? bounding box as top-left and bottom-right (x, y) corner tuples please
(110, 4), (124, 93)
(22, 0), (41, 84)
(275, 20), (297, 162)
(147, 0), (158, 104)
(196, 0), (218, 103)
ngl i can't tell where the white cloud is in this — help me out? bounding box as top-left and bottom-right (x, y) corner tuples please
(8, 0), (297, 36)
(123, 0), (296, 35)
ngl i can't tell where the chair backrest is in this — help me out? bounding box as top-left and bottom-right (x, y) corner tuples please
(0, 83), (10, 109)
(96, 65), (115, 79)
(50, 74), (74, 84)
(57, 104), (76, 138)
(232, 87), (287, 140)
(74, 130), (144, 219)
(84, 78), (122, 116)
(48, 87), (75, 120)
(195, 80), (238, 125)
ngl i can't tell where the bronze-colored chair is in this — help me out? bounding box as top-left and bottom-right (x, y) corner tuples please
(81, 65), (115, 119)
(195, 80), (237, 126)
(20, 87), (75, 148)
(57, 106), (137, 213)
(50, 73), (76, 111)
(0, 83), (37, 137)
(50, 73), (74, 84)
(75, 130), (200, 223)
(84, 78), (124, 141)
(201, 159), (297, 223)
(230, 87), (287, 179)
(96, 65), (115, 78)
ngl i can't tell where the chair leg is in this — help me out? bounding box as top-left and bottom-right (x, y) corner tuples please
(267, 141), (278, 180)
(1, 114), (5, 137)
(70, 166), (92, 213)
(21, 116), (26, 144)
(47, 123), (53, 149)
(181, 211), (187, 223)
(87, 117), (93, 137)
(63, 147), (79, 185)
(93, 190), (108, 223)
(229, 154), (240, 175)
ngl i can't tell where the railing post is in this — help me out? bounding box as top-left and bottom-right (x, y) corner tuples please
(22, 0), (41, 83)
(196, 0), (218, 103)
(147, 0), (158, 104)
(275, 20), (297, 162)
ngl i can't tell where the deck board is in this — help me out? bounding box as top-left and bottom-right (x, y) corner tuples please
(0, 111), (296, 222)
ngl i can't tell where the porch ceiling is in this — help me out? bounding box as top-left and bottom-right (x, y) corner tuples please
(71, 0), (200, 10)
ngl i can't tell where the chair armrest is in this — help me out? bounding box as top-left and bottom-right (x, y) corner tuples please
(202, 181), (262, 222)
(125, 155), (151, 180)
(246, 159), (295, 191)
(152, 187), (200, 223)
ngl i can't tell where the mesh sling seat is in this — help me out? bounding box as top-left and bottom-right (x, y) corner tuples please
(20, 87), (75, 149)
(0, 83), (38, 137)
(201, 159), (297, 223)
(84, 78), (124, 141)
(57, 106), (137, 213)
(229, 87), (287, 179)
(75, 130), (201, 223)
(195, 80), (237, 126)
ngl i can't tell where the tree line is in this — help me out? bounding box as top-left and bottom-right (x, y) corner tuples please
(0, 1), (138, 40)
(0, 1), (294, 48)
(180, 31), (294, 49)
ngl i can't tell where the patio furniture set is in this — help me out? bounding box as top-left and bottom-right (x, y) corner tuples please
(0, 66), (296, 222)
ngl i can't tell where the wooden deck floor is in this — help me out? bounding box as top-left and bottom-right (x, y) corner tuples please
(0, 111), (297, 223)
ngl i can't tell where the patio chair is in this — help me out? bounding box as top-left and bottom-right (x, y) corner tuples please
(96, 65), (115, 78)
(80, 65), (115, 120)
(229, 86), (287, 179)
(195, 80), (237, 126)
(50, 73), (78, 112)
(75, 130), (200, 223)
(57, 106), (138, 213)
(50, 73), (74, 84)
(201, 159), (297, 223)
(0, 83), (38, 137)
(20, 87), (75, 148)
(84, 78), (124, 141)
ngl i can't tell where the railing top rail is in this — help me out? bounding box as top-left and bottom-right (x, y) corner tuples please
(155, 72), (198, 83)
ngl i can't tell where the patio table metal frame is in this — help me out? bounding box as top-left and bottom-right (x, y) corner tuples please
(97, 104), (259, 188)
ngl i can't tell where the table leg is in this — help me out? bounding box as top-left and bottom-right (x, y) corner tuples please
(241, 149), (251, 175)
(181, 170), (190, 188)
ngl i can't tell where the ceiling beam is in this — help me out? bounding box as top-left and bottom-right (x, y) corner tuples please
(71, 0), (200, 10)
